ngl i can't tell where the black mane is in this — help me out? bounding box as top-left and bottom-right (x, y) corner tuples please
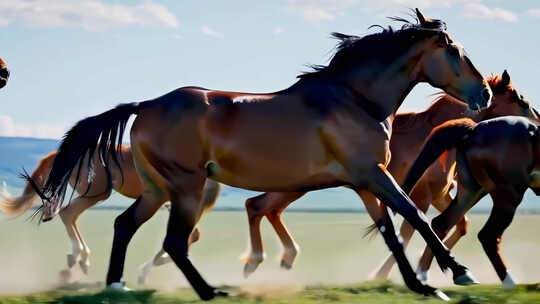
(299, 13), (447, 79)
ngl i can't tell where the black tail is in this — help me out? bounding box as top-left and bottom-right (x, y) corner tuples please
(23, 102), (140, 219)
(401, 118), (477, 195)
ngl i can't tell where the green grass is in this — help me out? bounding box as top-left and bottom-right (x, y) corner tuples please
(1, 281), (540, 304)
(1, 210), (540, 303)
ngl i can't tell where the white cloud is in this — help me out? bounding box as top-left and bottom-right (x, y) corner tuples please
(285, 0), (471, 22)
(273, 26), (284, 35)
(0, 115), (66, 139)
(462, 3), (517, 22)
(201, 25), (224, 39)
(527, 9), (540, 17)
(0, 0), (178, 30)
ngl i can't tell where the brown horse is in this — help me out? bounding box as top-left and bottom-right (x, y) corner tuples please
(234, 71), (538, 279)
(28, 10), (491, 300)
(0, 146), (220, 277)
(0, 58), (9, 89)
(402, 115), (540, 288)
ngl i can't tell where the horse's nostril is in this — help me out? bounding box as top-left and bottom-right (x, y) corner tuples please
(482, 88), (492, 102)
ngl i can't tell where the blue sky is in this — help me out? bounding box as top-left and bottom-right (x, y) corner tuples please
(0, 0), (539, 138)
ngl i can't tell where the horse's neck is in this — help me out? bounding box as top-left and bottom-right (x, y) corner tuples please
(424, 96), (480, 126)
(342, 51), (424, 120)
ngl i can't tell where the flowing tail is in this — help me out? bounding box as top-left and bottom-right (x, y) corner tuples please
(0, 152), (57, 217)
(401, 118), (477, 195)
(23, 102), (141, 221)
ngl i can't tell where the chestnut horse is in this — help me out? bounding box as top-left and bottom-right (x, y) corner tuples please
(205, 71), (535, 279)
(28, 10), (491, 300)
(0, 147), (221, 277)
(402, 115), (540, 288)
(0, 58), (9, 89)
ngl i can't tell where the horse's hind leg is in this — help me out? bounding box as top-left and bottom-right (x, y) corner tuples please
(138, 227), (201, 285)
(106, 192), (166, 289)
(416, 183), (484, 282)
(357, 190), (447, 300)
(243, 192), (305, 277)
(368, 165), (475, 285)
(59, 195), (103, 275)
(478, 187), (522, 288)
(164, 189), (227, 300)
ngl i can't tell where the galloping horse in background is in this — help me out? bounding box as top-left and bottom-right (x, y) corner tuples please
(27, 10), (491, 300)
(402, 115), (540, 288)
(371, 71), (539, 281)
(0, 58), (10, 89)
(0, 147), (221, 277)
(217, 71), (535, 279)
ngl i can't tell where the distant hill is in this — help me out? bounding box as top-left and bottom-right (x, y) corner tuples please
(0, 136), (537, 212)
(0, 136), (59, 188)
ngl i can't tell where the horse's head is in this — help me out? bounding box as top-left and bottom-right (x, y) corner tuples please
(481, 70), (539, 120)
(0, 58), (9, 89)
(415, 9), (491, 111)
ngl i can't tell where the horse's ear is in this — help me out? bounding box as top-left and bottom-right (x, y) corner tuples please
(416, 8), (427, 25)
(501, 69), (511, 86)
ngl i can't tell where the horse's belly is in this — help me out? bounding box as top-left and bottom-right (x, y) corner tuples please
(208, 157), (349, 192)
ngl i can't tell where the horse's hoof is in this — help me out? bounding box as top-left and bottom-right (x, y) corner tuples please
(67, 254), (77, 268)
(214, 289), (229, 297)
(432, 289), (450, 302)
(107, 281), (131, 292)
(59, 269), (72, 283)
(280, 259), (293, 270)
(502, 271), (516, 289)
(200, 288), (228, 301)
(243, 262), (260, 278)
(454, 270), (479, 286)
(79, 260), (90, 275)
(416, 267), (428, 283)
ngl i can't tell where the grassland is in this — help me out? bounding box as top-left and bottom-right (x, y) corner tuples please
(0, 210), (539, 303)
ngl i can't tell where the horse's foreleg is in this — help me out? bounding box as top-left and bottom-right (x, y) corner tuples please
(374, 187), (432, 280)
(357, 190), (447, 300)
(106, 192), (165, 289)
(368, 165), (476, 286)
(478, 188), (521, 288)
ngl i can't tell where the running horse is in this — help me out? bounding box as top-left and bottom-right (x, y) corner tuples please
(0, 58), (9, 89)
(402, 115), (540, 288)
(27, 10), (491, 300)
(0, 147), (221, 278)
(212, 70), (534, 279)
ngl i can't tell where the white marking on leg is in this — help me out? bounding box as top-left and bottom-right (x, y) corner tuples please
(502, 270), (516, 289)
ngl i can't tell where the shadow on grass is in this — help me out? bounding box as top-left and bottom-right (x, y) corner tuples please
(55, 289), (158, 304)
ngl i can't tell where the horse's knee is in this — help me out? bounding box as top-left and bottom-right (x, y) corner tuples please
(477, 228), (499, 252)
(456, 216), (469, 237)
(431, 215), (449, 236)
(163, 234), (189, 258)
(245, 195), (266, 220)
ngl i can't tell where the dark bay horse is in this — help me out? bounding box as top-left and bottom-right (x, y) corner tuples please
(0, 58), (9, 89)
(234, 71), (537, 279)
(402, 116), (540, 288)
(28, 10), (491, 300)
